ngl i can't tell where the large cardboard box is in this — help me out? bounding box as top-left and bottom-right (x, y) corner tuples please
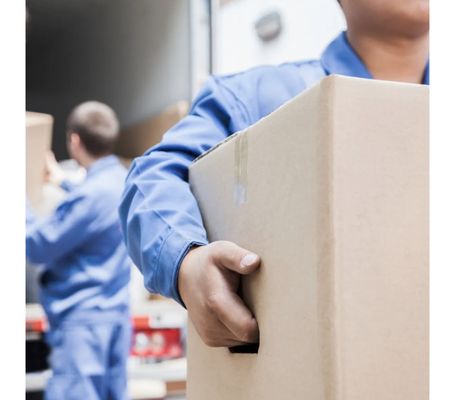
(188, 75), (428, 399)
(26, 112), (53, 207)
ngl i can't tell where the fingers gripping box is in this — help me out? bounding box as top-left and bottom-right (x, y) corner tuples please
(188, 75), (428, 400)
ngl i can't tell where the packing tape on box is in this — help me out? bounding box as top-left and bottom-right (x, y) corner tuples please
(234, 131), (248, 205)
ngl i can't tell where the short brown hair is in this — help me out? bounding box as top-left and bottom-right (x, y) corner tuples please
(66, 101), (119, 157)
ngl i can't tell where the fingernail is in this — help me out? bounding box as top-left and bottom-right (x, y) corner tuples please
(240, 253), (259, 268)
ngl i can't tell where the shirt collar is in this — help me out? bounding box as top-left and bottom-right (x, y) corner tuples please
(86, 155), (119, 177)
(321, 31), (429, 85)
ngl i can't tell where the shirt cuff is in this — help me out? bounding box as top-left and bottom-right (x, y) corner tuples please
(156, 228), (208, 306)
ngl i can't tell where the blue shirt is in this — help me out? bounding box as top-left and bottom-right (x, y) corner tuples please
(27, 155), (131, 328)
(119, 31), (429, 304)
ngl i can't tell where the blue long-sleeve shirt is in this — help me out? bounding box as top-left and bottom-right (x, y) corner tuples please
(119, 31), (429, 304)
(27, 155), (131, 328)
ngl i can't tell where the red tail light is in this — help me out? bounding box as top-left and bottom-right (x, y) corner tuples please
(131, 316), (183, 360)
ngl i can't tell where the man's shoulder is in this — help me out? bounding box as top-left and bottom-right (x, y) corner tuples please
(217, 59), (318, 77)
(216, 59), (323, 88)
(213, 60), (324, 122)
(88, 174), (125, 198)
(77, 167), (125, 202)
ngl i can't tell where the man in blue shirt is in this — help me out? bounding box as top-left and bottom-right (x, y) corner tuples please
(27, 101), (131, 400)
(119, 0), (429, 348)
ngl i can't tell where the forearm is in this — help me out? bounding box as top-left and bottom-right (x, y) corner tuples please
(26, 194), (95, 264)
(119, 75), (252, 303)
(120, 151), (209, 303)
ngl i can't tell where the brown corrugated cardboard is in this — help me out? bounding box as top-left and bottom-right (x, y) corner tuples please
(26, 112), (53, 207)
(115, 101), (188, 158)
(188, 75), (428, 399)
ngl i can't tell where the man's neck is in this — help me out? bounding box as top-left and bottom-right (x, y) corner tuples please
(79, 154), (103, 170)
(347, 30), (429, 84)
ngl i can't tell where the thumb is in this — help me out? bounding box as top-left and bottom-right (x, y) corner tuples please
(210, 241), (260, 275)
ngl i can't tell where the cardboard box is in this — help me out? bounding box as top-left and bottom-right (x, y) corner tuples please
(188, 75), (428, 399)
(26, 112), (53, 207)
(115, 101), (188, 158)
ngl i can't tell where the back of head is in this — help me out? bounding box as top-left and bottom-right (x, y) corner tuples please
(67, 101), (119, 157)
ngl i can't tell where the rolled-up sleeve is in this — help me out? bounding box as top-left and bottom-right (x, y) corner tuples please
(119, 76), (251, 303)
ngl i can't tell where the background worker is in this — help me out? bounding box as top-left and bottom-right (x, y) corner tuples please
(119, 0), (429, 348)
(26, 101), (131, 400)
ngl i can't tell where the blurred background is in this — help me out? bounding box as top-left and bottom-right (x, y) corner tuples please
(26, 1), (345, 399)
